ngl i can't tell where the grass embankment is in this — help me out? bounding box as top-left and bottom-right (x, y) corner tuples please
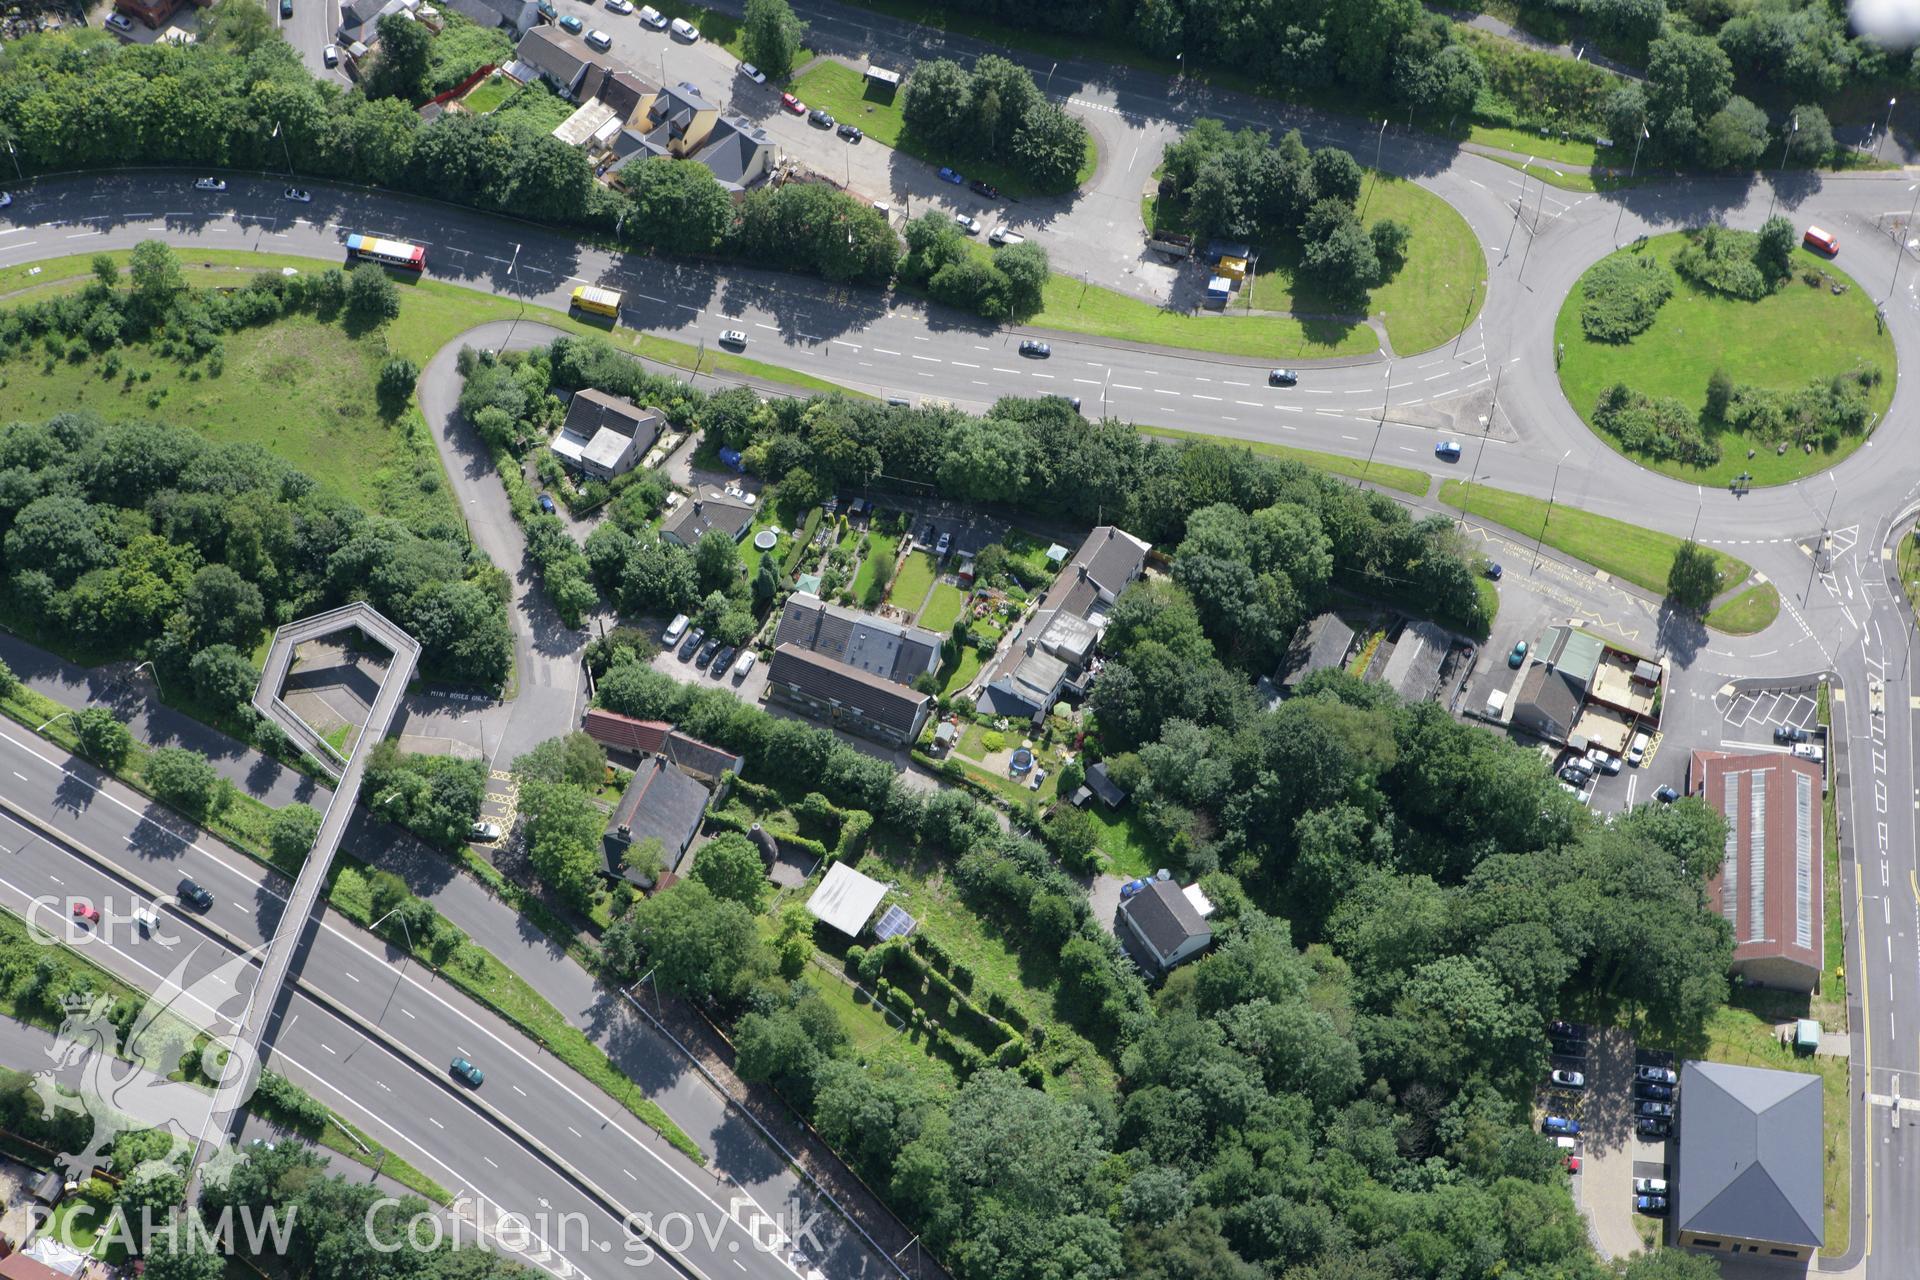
(1475, 151), (1642, 192)
(1440, 481), (1751, 597)
(1148, 426), (1430, 496)
(789, 60), (1098, 197)
(1897, 530), (1920, 618)
(1704, 582), (1782, 635)
(1554, 234), (1896, 487)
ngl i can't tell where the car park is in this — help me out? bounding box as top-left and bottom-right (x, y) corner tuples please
(732, 651), (757, 679)
(585, 28), (612, 49)
(1018, 339), (1050, 357)
(1550, 1069), (1584, 1089)
(180, 879), (214, 911)
(1542, 1116), (1580, 1136)
(1638, 1100), (1674, 1117)
(450, 1057), (484, 1087)
(678, 627), (705, 659)
(1636, 1081), (1674, 1100)
(195, 178), (227, 191)
(696, 638), (721, 667)
(1654, 785), (1680, 803)
(1434, 439), (1462, 461)
(1508, 640), (1528, 668)
(740, 62), (766, 83)
(954, 213), (982, 234)
(1637, 1064), (1677, 1085)
(719, 329), (748, 347)
(938, 167), (965, 184)
(72, 902), (99, 926)
(838, 123), (863, 141)
(710, 645), (736, 677)
(284, 188), (312, 203)
(1633, 1177), (1669, 1195)
(537, 493), (557, 514)
(1634, 1195), (1669, 1215)
(970, 179), (1001, 199)
(323, 44), (339, 65)
(808, 108), (835, 128)
(1268, 368), (1297, 386)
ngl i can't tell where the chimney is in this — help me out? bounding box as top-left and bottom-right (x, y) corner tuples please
(618, 824), (630, 835)
(693, 499), (703, 514)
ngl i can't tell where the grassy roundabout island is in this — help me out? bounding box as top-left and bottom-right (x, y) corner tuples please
(1554, 228), (1896, 486)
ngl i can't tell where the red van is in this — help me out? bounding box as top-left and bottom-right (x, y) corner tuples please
(1803, 226), (1839, 256)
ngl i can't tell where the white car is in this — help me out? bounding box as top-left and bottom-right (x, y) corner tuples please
(194, 177), (228, 191)
(988, 226), (1025, 246)
(741, 62), (767, 84)
(638, 3), (667, 25)
(283, 187), (311, 203)
(105, 10), (133, 30)
(0, 193), (11, 209)
(732, 650), (757, 679)
(585, 28), (612, 49)
(719, 329), (748, 347)
(1632, 1177), (1668, 1195)
(1550, 1069), (1585, 1089)
(604, 0), (632, 11)
(1636, 1064), (1677, 1085)
(469, 821), (504, 843)
(669, 14), (698, 39)
(323, 43), (339, 66)
(1586, 747), (1622, 775)
(954, 213), (981, 234)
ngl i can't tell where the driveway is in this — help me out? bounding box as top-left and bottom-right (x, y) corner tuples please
(1559, 1026), (1663, 1260)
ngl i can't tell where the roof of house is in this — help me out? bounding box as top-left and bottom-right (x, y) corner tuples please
(338, 0), (413, 41)
(775, 592), (941, 684)
(1281, 612), (1355, 688)
(661, 490), (755, 544)
(1379, 620), (1452, 702)
(1120, 879), (1210, 963)
(0, 1254), (72, 1280)
(1039, 610), (1099, 665)
(1517, 662), (1583, 736)
(1034, 525), (1150, 621)
(581, 709), (743, 780)
(1691, 750), (1824, 976)
(1543, 623), (1604, 684)
(604, 758), (708, 880)
(604, 79), (772, 190)
(806, 861), (888, 937)
(554, 98), (619, 147)
(552, 389), (660, 470)
(515, 26), (601, 91)
(981, 648), (1069, 720)
(598, 71), (653, 117)
(1086, 761), (1127, 807)
(768, 644), (931, 736)
(443, 0), (530, 27)
(1676, 1060), (1823, 1247)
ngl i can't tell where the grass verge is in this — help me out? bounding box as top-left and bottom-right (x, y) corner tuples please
(1704, 582), (1781, 635)
(1553, 233), (1896, 487)
(1147, 426), (1429, 495)
(1440, 480), (1750, 596)
(1475, 150), (1644, 192)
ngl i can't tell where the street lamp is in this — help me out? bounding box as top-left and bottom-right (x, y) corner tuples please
(1886, 181), (1920, 305)
(1503, 158), (1533, 259)
(1533, 449), (1573, 570)
(35, 711), (71, 735)
(1766, 115), (1797, 221)
(1362, 119), (1387, 219)
(1461, 365), (1502, 528)
(1882, 97), (1899, 161)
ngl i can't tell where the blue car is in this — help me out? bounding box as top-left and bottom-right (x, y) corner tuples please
(1634, 1194), (1668, 1215)
(1542, 1115), (1580, 1137)
(937, 166), (965, 185)
(538, 493), (557, 514)
(559, 13), (583, 32)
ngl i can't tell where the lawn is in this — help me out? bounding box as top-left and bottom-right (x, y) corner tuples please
(1224, 173), (1485, 355)
(919, 582), (967, 632)
(940, 645), (983, 695)
(48, 1195), (128, 1263)
(852, 532), (899, 603)
(790, 61), (1097, 197)
(887, 549), (939, 611)
(801, 965), (956, 1093)
(460, 72), (516, 114)
(1475, 151), (1643, 193)
(1085, 804), (1165, 880)
(1440, 480), (1752, 598)
(1554, 233), (1896, 486)
(1146, 426), (1430, 496)
(1704, 582), (1781, 635)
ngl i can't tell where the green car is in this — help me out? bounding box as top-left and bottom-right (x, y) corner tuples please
(450, 1057), (484, 1087)
(1507, 640), (1528, 669)
(558, 13), (583, 32)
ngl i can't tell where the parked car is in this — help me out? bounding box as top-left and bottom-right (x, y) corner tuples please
(669, 15), (698, 39)
(1626, 731), (1649, 766)
(1636, 1081), (1674, 1100)
(194, 177), (228, 191)
(1268, 368), (1298, 387)
(323, 43), (339, 65)
(1542, 1116), (1580, 1136)
(1558, 763), (1593, 786)
(1485, 561), (1503, 580)
(605, 0), (633, 12)
(280, 0), (292, 15)
(558, 13), (584, 32)
(719, 329), (748, 347)
(954, 213), (982, 234)
(450, 1057), (484, 1087)
(1637, 1064), (1678, 1085)
(469, 821), (503, 843)
(537, 493), (557, 515)
(696, 638), (721, 667)
(937, 166), (965, 185)
(1434, 439), (1463, 461)
(72, 902), (100, 927)
(732, 651), (758, 679)
(1636, 1118), (1671, 1139)
(935, 531), (952, 556)
(678, 627), (705, 659)
(1587, 748), (1622, 775)
(1634, 1195), (1669, 1215)
(179, 879), (214, 911)
(1550, 1038), (1588, 1059)
(585, 28), (612, 49)
(1507, 640), (1528, 668)
(740, 62), (767, 84)
(1654, 785), (1680, 803)
(969, 179), (1001, 199)
(1550, 1069), (1585, 1089)
(1552, 1135), (1577, 1151)
(538, 0), (555, 15)
(987, 225), (1025, 246)
(106, 11), (133, 30)
(780, 92), (806, 114)
(838, 123), (864, 142)
(1548, 1020), (1582, 1038)
(1565, 1154), (1581, 1174)
(284, 187), (312, 203)
(1774, 723), (1809, 744)
(664, 613), (690, 644)
(638, 3), (666, 25)
(1637, 1100), (1675, 1117)
(1633, 1177), (1669, 1195)
(808, 108), (835, 128)
(1018, 339), (1051, 358)
(710, 645), (737, 677)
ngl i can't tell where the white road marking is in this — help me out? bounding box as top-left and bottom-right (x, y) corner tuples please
(874, 348), (902, 356)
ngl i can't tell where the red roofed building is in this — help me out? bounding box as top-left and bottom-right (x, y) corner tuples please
(1690, 750), (1824, 993)
(582, 709), (743, 783)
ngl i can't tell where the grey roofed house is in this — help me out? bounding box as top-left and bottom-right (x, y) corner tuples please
(1512, 661), (1584, 744)
(551, 388), (662, 480)
(1117, 879), (1212, 972)
(337, 0), (412, 44)
(443, 0), (535, 33)
(1037, 525), (1151, 621)
(1085, 761), (1127, 808)
(1675, 1060), (1823, 1256)
(604, 79), (774, 192)
(514, 26), (608, 99)
(1280, 612), (1355, 690)
(766, 644), (933, 746)
(603, 757), (710, 882)
(775, 592), (942, 685)
(978, 647), (1069, 722)
(660, 490), (756, 546)
(1378, 619), (1453, 703)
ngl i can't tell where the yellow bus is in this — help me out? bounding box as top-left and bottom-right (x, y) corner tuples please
(571, 285), (623, 318)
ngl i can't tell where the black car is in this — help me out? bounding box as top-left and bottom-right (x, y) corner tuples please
(710, 645), (737, 677)
(1773, 723), (1809, 744)
(1548, 1020), (1582, 1038)
(696, 638), (721, 667)
(808, 108), (835, 128)
(837, 123), (863, 142)
(179, 878), (214, 911)
(678, 627), (706, 659)
(1635, 1081), (1675, 1101)
(1018, 339), (1051, 358)
(1550, 1040), (1589, 1060)
(1268, 368), (1298, 387)
(1636, 1118), (1672, 1139)
(970, 179), (1001, 199)
(1654, 785), (1680, 803)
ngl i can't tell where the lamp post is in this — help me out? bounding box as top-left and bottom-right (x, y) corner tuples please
(1533, 449), (1573, 569)
(1503, 158), (1532, 259)
(4, 139), (18, 183)
(1460, 365), (1502, 528)
(1767, 115), (1797, 221)
(1361, 119), (1387, 220)
(273, 121), (293, 178)
(35, 711), (71, 735)
(1045, 61), (1057, 93)
(1886, 181), (1920, 306)
(1882, 96), (1899, 161)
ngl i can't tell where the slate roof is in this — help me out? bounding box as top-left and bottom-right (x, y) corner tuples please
(1034, 525), (1149, 620)
(661, 491), (755, 545)
(605, 758), (709, 881)
(1517, 661), (1583, 738)
(1379, 619), (1452, 702)
(1120, 880), (1208, 963)
(442, 0), (532, 30)
(767, 644), (931, 736)
(1280, 612), (1355, 689)
(1085, 761), (1127, 808)
(515, 26), (602, 95)
(775, 592), (941, 684)
(1676, 1060), (1823, 1248)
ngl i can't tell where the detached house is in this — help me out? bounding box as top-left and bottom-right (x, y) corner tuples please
(979, 525), (1149, 722)
(551, 389), (662, 480)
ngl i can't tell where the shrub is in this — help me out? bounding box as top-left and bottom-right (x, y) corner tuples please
(1579, 254), (1674, 341)
(1592, 383), (1719, 467)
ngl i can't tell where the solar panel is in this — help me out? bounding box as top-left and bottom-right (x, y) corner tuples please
(871, 904), (916, 941)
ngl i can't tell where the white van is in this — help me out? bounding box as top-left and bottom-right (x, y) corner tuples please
(988, 226), (1025, 247)
(637, 5), (667, 26)
(664, 613), (690, 644)
(1626, 732), (1650, 767)
(669, 15), (698, 40)
(732, 650), (757, 679)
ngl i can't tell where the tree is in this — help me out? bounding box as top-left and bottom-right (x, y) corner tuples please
(741, 0), (806, 79)
(1044, 803), (1100, 871)
(1645, 31), (1733, 156)
(376, 356), (419, 414)
(366, 11), (433, 102)
(75, 709), (133, 770)
(142, 1217), (225, 1280)
(345, 263), (401, 323)
(623, 159), (734, 255)
(1369, 219), (1409, 275)
(1704, 366), (1734, 421)
(144, 747), (221, 816)
(268, 804), (324, 865)
(994, 241), (1050, 317)
(600, 879), (764, 1001)
(1699, 95), (1769, 169)
(185, 564), (266, 649)
(1755, 214), (1795, 283)
(1309, 146), (1364, 205)
(512, 733), (606, 789)
(519, 780), (605, 906)
(90, 255), (119, 291)
(203, 0), (277, 53)
(623, 835), (666, 885)
(694, 528), (741, 593)
(901, 59), (974, 153)
(1009, 103), (1091, 192)
(1786, 105), (1834, 163)
(6, 495), (106, 585)
(689, 832), (767, 907)
(128, 241), (185, 317)
(1667, 539), (1719, 610)
(187, 645), (258, 718)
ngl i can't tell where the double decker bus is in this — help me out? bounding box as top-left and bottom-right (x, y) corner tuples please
(345, 233), (426, 272)
(570, 285), (623, 318)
